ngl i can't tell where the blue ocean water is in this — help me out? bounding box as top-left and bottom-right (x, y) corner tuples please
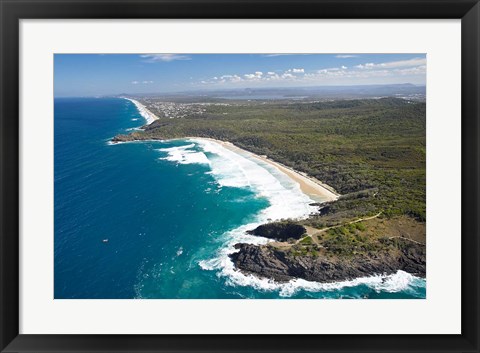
(54, 97), (426, 299)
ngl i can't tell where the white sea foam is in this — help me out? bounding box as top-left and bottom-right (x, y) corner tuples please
(277, 270), (425, 297)
(158, 144), (211, 165)
(123, 98), (158, 125)
(191, 138), (316, 221)
(106, 140), (142, 146)
(200, 246), (424, 297)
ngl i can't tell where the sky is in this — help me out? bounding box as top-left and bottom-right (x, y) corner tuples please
(54, 53), (426, 97)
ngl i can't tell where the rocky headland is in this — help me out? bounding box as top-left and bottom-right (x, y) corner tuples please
(230, 218), (426, 283)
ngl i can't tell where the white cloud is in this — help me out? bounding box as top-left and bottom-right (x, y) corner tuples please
(132, 80), (154, 84)
(229, 75), (242, 82)
(335, 55), (358, 59)
(317, 67), (344, 73)
(285, 68), (305, 74)
(262, 54), (292, 57)
(243, 71), (264, 80)
(196, 57), (426, 87)
(140, 54), (191, 62)
(261, 54), (312, 57)
(356, 57), (426, 69)
(380, 57), (426, 68)
(395, 65), (427, 75)
(355, 63), (375, 69)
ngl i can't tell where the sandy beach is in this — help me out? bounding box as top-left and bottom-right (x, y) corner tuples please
(194, 137), (340, 202)
(123, 98), (159, 125)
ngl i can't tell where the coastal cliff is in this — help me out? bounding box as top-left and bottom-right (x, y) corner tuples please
(230, 240), (425, 283)
(111, 133), (157, 143)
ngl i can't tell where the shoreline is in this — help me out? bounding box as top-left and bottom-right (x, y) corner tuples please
(114, 99), (338, 202)
(111, 134), (340, 203)
(122, 97), (159, 125)
(190, 137), (340, 203)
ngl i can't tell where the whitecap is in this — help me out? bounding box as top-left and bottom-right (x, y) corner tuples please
(176, 247), (184, 257)
(158, 144), (211, 165)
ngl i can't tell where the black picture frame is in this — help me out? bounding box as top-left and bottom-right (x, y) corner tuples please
(1, 0), (479, 352)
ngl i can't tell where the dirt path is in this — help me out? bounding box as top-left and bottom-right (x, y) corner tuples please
(268, 212), (384, 250)
(295, 212), (383, 245)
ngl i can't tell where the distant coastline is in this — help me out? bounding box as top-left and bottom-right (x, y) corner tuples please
(122, 97), (159, 125)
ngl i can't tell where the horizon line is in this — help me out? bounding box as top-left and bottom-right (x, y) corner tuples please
(55, 82), (425, 98)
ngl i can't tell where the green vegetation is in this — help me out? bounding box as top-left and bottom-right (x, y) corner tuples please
(289, 242), (320, 257)
(321, 223), (380, 256)
(285, 216), (425, 259)
(119, 97), (426, 227)
(299, 236), (314, 245)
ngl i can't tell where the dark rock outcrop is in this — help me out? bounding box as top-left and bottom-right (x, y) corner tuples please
(247, 222), (307, 241)
(111, 134), (163, 143)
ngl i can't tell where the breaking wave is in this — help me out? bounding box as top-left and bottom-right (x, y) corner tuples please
(157, 144), (211, 165)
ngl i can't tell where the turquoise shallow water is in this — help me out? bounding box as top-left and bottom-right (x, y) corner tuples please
(54, 97), (426, 299)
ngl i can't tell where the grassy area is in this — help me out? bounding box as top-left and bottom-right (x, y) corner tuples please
(286, 215), (425, 259)
(320, 222), (380, 256)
